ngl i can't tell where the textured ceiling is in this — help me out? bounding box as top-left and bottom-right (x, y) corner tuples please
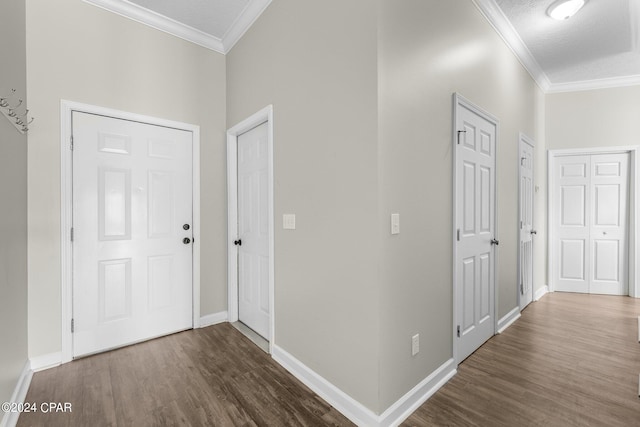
(495, 0), (640, 84)
(127, 0), (251, 39)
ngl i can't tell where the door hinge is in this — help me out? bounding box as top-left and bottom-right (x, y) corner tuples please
(457, 229), (460, 241)
(520, 220), (523, 229)
(521, 283), (524, 294)
(457, 325), (460, 337)
(457, 130), (466, 145)
(70, 135), (74, 151)
(71, 318), (74, 333)
(70, 227), (74, 242)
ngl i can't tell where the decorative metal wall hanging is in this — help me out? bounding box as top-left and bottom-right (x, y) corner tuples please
(1, 88), (34, 134)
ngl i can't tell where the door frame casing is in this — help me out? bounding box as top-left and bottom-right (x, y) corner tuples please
(518, 133), (535, 311)
(548, 146), (638, 298)
(60, 100), (201, 364)
(452, 93), (499, 364)
(226, 105), (275, 352)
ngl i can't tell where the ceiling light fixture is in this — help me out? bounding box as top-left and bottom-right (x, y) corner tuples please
(547, 0), (586, 20)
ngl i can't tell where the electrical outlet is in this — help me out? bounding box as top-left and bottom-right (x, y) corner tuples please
(412, 334), (419, 356)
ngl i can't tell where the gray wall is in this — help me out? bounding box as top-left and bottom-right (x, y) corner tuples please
(377, 0), (545, 409)
(227, 0), (381, 410)
(0, 0), (29, 409)
(26, 0), (227, 359)
(228, 0), (544, 414)
(546, 86), (640, 150)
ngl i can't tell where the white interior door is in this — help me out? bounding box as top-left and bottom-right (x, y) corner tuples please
(519, 137), (534, 310)
(589, 154), (628, 295)
(455, 98), (497, 363)
(73, 112), (193, 357)
(237, 122), (270, 340)
(553, 153), (629, 295)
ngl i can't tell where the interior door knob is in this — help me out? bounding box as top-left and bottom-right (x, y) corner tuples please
(183, 224), (190, 231)
(530, 230), (537, 235)
(183, 237), (191, 244)
(234, 239), (242, 246)
(491, 239), (499, 246)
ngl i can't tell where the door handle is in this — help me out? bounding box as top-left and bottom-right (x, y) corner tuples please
(234, 239), (242, 246)
(183, 224), (190, 231)
(491, 239), (499, 246)
(530, 230), (537, 235)
(183, 237), (191, 244)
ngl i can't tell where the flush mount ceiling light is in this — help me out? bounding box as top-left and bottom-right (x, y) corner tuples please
(548, 0), (586, 20)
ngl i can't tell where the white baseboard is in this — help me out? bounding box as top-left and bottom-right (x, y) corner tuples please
(272, 345), (379, 426)
(497, 307), (521, 334)
(0, 360), (33, 427)
(534, 285), (549, 301)
(199, 311), (228, 328)
(30, 352), (62, 372)
(378, 358), (456, 427)
(272, 345), (456, 427)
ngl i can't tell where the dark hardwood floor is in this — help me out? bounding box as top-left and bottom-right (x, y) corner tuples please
(404, 292), (640, 427)
(17, 323), (352, 427)
(18, 292), (640, 426)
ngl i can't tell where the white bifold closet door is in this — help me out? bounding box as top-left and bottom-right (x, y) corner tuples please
(554, 153), (629, 295)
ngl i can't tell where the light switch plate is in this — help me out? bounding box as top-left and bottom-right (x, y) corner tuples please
(391, 213), (400, 235)
(283, 214), (296, 230)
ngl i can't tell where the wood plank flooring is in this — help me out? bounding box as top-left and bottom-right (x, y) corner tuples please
(18, 292), (640, 426)
(404, 292), (640, 427)
(17, 323), (352, 427)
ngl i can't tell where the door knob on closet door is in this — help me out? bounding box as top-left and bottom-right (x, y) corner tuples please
(530, 230), (537, 235)
(491, 239), (499, 246)
(183, 237), (191, 244)
(234, 239), (242, 246)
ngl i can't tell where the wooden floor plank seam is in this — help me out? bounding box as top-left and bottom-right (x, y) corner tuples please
(17, 292), (640, 427)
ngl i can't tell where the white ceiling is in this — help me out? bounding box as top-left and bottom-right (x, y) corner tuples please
(84, 0), (640, 92)
(82, 0), (271, 54)
(477, 0), (640, 91)
(127, 0), (250, 40)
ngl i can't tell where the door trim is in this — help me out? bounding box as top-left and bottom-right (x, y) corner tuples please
(60, 100), (201, 364)
(548, 146), (638, 298)
(518, 132), (535, 311)
(226, 105), (275, 352)
(452, 93), (499, 364)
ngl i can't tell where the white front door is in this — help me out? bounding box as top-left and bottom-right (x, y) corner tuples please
(73, 112), (193, 357)
(455, 97), (497, 362)
(553, 153), (629, 295)
(519, 136), (534, 310)
(237, 122), (270, 340)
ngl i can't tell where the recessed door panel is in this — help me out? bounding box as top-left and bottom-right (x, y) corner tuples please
(463, 162), (476, 235)
(462, 257), (475, 332)
(594, 185), (619, 226)
(594, 240), (619, 282)
(99, 168), (131, 240)
(561, 186), (585, 226)
(560, 239), (585, 280)
(99, 259), (131, 322)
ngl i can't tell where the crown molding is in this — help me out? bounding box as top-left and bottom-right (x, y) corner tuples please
(82, 0), (271, 54)
(546, 74), (640, 93)
(471, 0), (552, 92)
(221, 0), (272, 52)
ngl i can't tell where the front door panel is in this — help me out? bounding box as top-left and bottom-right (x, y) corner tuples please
(73, 112), (193, 357)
